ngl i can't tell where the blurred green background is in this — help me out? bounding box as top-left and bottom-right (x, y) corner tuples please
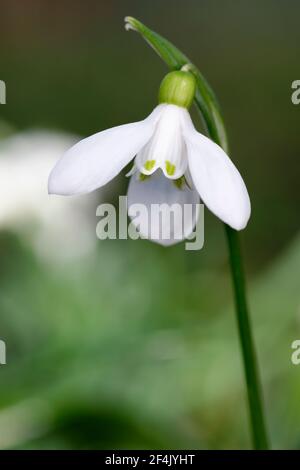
(0, 0), (299, 449)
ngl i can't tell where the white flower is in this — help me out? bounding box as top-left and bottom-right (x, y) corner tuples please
(48, 71), (250, 244)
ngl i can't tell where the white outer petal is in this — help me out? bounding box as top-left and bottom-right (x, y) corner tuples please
(182, 113), (251, 230)
(127, 171), (200, 246)
(48, 105), (165, 195)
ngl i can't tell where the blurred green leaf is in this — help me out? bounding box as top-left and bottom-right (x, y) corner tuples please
(0, 232), (299, 448)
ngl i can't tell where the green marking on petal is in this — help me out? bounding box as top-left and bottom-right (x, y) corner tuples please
(144, 160), (156, 171)
(165, 160), (176, 176)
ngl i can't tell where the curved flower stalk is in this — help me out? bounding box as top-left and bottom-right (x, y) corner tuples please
(48, 70), (250, 244)
(123, 17), (269, 449)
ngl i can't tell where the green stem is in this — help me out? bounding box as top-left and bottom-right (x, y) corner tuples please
(124, 15), (270, 450)
(225, 225), (269, 449)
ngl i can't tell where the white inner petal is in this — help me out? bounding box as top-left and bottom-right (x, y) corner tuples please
(135, 104), (188, 180)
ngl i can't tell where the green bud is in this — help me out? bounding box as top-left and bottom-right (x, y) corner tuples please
(158, 70), (196, 109)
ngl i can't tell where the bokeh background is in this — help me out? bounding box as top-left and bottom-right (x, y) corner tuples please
(0, 0), (299, 449)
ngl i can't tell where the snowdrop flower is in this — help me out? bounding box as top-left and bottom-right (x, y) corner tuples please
(48, 70), (250, 244)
